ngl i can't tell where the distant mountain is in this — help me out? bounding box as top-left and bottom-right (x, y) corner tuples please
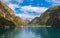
(29, 6), (60, 27)
(0, 1), (24, 29)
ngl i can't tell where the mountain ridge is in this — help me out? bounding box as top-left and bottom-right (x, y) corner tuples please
(0, 1), (25, 29)
(29, 6), (60, 27)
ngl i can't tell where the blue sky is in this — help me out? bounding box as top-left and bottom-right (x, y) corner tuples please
(1, 0), (60, 20)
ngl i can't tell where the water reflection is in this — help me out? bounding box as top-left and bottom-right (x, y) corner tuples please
(15, 28), (41, 38)
(0, 27), (60, 38)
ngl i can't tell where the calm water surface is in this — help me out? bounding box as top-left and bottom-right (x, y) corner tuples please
(0, 27), (60, 38)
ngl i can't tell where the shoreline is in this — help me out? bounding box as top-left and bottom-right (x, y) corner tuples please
(17, 25), (51, 28)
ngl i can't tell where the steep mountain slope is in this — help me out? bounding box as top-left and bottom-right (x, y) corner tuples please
(0, 1), (15, 20)
(0, 1), (24, 29)
(0, 16), (15, 29)
(30, 6), (60, 27)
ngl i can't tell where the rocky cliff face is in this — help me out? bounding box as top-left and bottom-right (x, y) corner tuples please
(0, 1), (24, 29)
(30, 6), (60, 27)
(0, 1), (15, 21)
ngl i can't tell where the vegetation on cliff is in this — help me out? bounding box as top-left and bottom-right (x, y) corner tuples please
(0, 16), (15, 29)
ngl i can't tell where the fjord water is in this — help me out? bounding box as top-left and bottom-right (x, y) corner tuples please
(0, 27), (60, 38)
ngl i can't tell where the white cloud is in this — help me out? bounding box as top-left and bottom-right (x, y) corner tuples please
(0, 0), (11, 3)
(2, 0), (24, 4)
(15, 5), (48, 20)
(1, 0), (24, 12)
(15, 0), (24, 3)
(16, 13), (40, 21)
(8, 4), (20, 10)
(21, 5), (48, 14)
(46, 0), (60, 3)
(46, 0), (60, 6)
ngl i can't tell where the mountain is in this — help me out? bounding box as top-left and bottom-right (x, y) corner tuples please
(0, 16), (15, 30)
(0, 1), (24, 29)
(29, 6), (60, 27)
